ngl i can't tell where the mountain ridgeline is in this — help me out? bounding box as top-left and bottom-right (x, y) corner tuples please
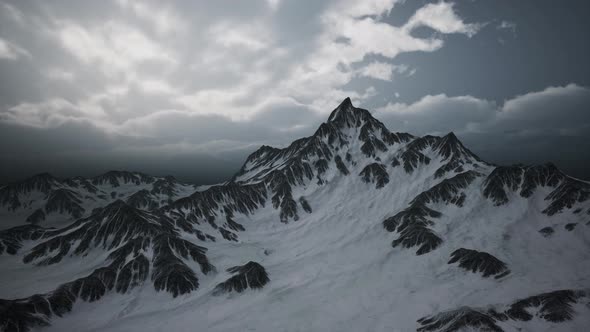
(1, 98), (589, 332)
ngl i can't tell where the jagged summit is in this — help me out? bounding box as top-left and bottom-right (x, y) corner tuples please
(0, 170), (195, 228)
(327, 97), (354, 122)
(237, 98), (484, 182)
(233, 97), (416, 184)
(434, 132), (481, 161)
(1, 98), (590, 332)
(5, 172), (58, 192)
(327, 97), (382, 129)
(92, 170), (155, 187)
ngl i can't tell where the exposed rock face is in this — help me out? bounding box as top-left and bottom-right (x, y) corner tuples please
(359, 163), (389, 188)
(520, 163), (564, 197)
(400, 147), (431, 174)
(483, 163), (589, 214)
(314, 159), (329, 176)
(1, 296), (52, 332)
(299, 197), (312, 213)
(539, 226), (555, 237)
(126, 189), (158, 210)
(383, 171), (480, 255)
(448, 248), (510, 278)
(334, 155), (349, 175)
(360, 133), (387, 158)
(397, 132), (480, 176)
(0, 225), (46, 255)
(0, 170), (198, 226)
(543, 177), (590, 215)
(1, 97), (589, 331)
(164, 182), (267, 224)
(432, 132), (482, 178)
(483, 166), (524, 206)
(505, 289), (581, 322)
(45, 188), (85, 218)
(63, 177), (99, 194)
(0, 199), (217, 328)
(270, 172), (300, 223)
(0, 173), (58, 210)
(0, 256), (150, 331)
(224, 208), (245, 232)
(150, 176), (179, 197)
(418, 307), (504, 332)
(214, 262), (270, 295)
(418, 289), (587, 332)
(229, 97), (410, 201)
(91, 171), (154, 187)
(16, 200), (214, 301)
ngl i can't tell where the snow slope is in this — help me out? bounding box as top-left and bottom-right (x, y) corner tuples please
(1, 98), (589, 332)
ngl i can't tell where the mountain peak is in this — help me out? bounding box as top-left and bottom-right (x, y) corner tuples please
(326, 97), (381, 130)
(327, 97), (354, 123)
(443, 132), (458, 141)
(2, 95), (590, 332)
(433, 131), (481, 162)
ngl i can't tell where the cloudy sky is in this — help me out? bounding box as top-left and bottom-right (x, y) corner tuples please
(1, 0), (589, 184)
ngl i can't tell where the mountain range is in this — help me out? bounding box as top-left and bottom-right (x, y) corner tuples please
(1, 98), (589, 332)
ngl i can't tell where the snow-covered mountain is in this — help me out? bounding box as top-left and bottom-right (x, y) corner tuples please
(0, 172), (198, 229)
(1, 98), (589, 332)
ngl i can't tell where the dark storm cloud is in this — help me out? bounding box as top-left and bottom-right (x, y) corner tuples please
(0, 0), (589, 183)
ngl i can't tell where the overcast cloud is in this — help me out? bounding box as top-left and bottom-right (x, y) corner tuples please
(0, 0), (589, 183)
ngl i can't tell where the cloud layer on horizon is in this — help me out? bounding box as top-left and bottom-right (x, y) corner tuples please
(0, 0), (589, 182)
(1, 81), (589, 182)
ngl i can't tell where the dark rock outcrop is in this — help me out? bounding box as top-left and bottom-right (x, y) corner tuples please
(0, 173), (58, 211)
(359, 163), (389, 188)
(219, 228), (238, 242)
(0, 297), (51, 332)
(0, 225), (47, 255)
(399, 135), (440, 173)
(418, 289), (587, 332)
(483, 166), (523, 206)
(314, 159), (329, 176)
(543, 178), (590, 216)
(520, 163), (564, 197)
(126, 189), (158, 210)
(299, 197), (312, 213)
(418, 307), (503, 332)
(505, 289), (581, 322)
(64, 177), (99, 194)
(164, 182), (267, 223)
(92, 171), (154, 187)
(383, 171), (480, 255)
(432, 132), (482, 178)
(539, 226), (555, 237)
(448, 248), (510, 278)
(400, 149), (431, 174)
(224, 208), (245, 232)
(19, 200), (213, 300)
(45, 189), (85, 218)
(269, 173), (299, 223)
(214, 261), (270, 295)
(483, 163), (588, 215)
(334, 155), (349, 175)
(150, 176), (179, 197)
